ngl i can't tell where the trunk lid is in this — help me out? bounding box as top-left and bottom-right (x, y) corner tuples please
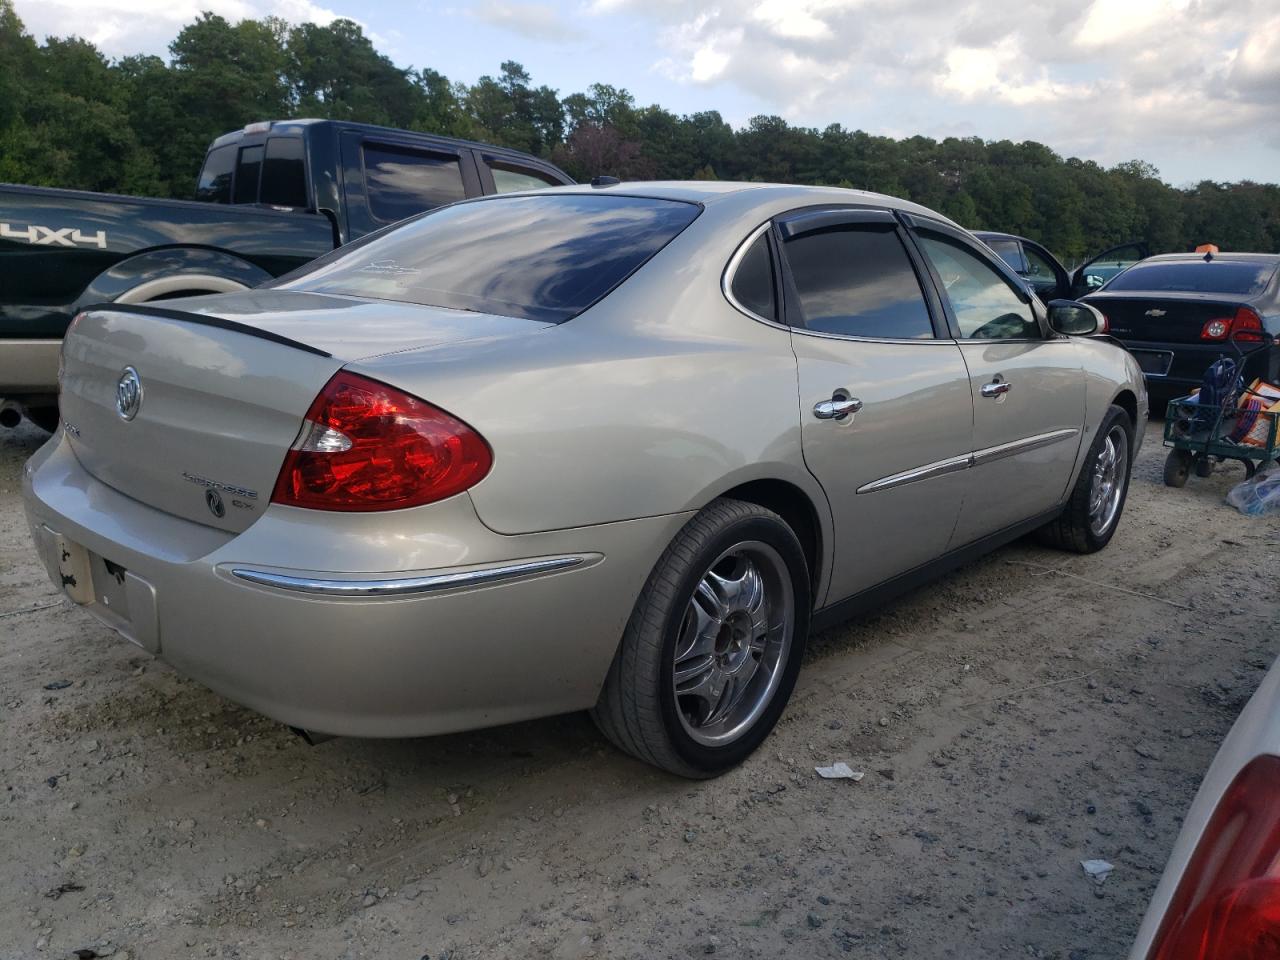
(1084, 292), (1249, 343)
(60, 295), (548, 533)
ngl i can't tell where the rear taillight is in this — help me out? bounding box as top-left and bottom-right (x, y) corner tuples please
(271, 370), (492, 511)
(1148, 754), (1280, 960)
(1201, 307), (1264, 343)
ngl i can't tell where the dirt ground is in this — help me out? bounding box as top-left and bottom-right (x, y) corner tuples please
(2, 418), (1277, 960)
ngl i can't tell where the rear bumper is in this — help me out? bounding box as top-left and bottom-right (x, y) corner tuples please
(22, 434), (690, 738)
(1119, 338), (1280, 395)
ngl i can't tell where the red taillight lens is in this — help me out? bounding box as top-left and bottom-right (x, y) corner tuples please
(1201, 307), (1264, 343)
(1149, 754), (1280, 960)
(271, 371), (492, 511)
(1098, 313), (1111, 335)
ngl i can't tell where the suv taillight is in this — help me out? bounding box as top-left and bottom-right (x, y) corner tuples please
(1201, 307), (1264, 343)
(272, 370), (492, 511)
(1148, 754), (1280, 960)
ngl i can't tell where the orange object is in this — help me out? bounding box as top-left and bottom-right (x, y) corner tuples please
(1195, 243), (1220, 254)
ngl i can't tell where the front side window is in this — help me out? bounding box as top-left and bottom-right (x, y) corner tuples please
(195, 145), (236, 203)
(233, 145), (264, 204)
(917, 232), (1039, 340)
(1023, 245), (1058, 281)
(277, 194), (701, 324)
(781, 225), (934, 339)
(729, 233), (777, 322)
(363, 143), (466, 223)
(260, 137), (308, 208)
(489, 162), (562, 194)
(987, 238), (1027, 273)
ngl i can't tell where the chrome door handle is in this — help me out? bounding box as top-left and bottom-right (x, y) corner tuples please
(813, 396), (863, 420)
(980, 380), (1012, 398)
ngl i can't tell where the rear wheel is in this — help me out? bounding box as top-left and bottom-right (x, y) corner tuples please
(591, 498), (810, 778)
(1163, 449), (1192, 488)
(1037, 405), (1134, 553)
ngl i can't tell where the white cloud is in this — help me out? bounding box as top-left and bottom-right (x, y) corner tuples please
(591, 0), (1279, 177)
(472, 1), (585, 42)
(13, 0), (347, 57)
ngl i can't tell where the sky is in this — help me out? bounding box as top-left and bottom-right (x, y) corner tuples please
(13, 0), (1280, 186)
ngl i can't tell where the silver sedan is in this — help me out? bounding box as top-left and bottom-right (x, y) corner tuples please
(23, 182), (1147, 777)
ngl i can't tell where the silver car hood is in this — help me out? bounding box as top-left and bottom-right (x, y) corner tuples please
(150, 290), (552, 361)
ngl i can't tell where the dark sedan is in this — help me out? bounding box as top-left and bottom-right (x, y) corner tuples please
(1082, 253), (1280, 399)
(974, 231), (1148, 303)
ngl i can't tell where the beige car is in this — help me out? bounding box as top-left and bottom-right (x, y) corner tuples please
(22, 182), (1147, 777)
(1128, 655), (1280, 959)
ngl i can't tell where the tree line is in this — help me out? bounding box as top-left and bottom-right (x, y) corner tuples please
(2, 0), (1277, 262)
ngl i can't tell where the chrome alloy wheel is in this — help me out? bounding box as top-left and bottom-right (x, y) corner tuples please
(1088, 424), (1129, 537)
(672, 541), (795, 747)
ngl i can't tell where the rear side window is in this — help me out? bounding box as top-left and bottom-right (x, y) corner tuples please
(278, 194), (701, 324)
(782, 226), (934, 339)
(260, 137), (308, 208)
(489, 162), (562, 194)
(363, 143), (466, 223)
(233, 145), (264, 204)
(729, 233), (777, 322)
(1103, 260), (1277, 296)
(195, 145), (236, 203)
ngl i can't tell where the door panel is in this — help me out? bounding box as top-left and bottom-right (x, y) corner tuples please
(795, 338), (975, 604)
(950, 340), (1085, 545)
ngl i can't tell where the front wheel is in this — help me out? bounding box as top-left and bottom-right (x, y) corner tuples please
(1037, 405), (1135, 553)
(591, 498), (810, 778)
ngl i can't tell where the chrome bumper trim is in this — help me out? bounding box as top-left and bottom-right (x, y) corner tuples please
(230, 555), (589, 597)
(857, 454), (972, 494)
(970, 428), (1080, 466)
(857, 428), (1081, 494)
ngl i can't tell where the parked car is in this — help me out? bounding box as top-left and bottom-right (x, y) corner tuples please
(974, 231), (1149, 303)
(23, 182), (1147, 777)
(0, 119), (572, 431)
(1082, 253), (1280, 400)
(1128, 654), (1280, 959)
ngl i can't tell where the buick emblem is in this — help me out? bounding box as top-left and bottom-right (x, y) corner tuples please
(205, 488), (226, 518)
(115, 366), (142, 421)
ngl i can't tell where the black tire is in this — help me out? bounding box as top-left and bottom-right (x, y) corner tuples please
(590, 498), (810, 778)
(25, 406), (59, 433)
(1163, 449), (1192, 488)
(1194, 456), (1213, 478)
(1036, 404), (1135, 553)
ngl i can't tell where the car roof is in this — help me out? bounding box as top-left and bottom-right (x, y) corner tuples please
(526, 180), (961, 224)
(1141, 252), (1280, 264)
(208, 119), (563, 167)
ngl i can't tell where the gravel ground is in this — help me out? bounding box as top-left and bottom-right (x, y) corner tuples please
(2, 418), (1277, 960)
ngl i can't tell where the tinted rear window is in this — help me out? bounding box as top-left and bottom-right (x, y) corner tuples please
(1105, 260), (1278, 296)
(261, 137), (308, 208)
(363, 143), (466, 222)
(195, 145), (236, 203)
(278, 194), (701, 323)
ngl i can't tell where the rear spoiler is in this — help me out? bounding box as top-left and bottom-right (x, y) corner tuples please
(81, 302), (332, 358)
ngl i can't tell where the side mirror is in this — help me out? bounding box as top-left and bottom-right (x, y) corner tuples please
(1047, 299), (1102, 336)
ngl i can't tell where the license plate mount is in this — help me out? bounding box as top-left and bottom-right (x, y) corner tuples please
(52, 533), (95, 605)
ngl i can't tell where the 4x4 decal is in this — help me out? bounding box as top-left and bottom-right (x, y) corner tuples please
(1, 222), (107, 249)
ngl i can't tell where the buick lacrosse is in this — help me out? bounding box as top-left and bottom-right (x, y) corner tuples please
(24, 182), (1146, 776)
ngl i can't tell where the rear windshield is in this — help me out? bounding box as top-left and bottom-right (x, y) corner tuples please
(1104, 260), (1278, 296)
(278, 194), (701, 323)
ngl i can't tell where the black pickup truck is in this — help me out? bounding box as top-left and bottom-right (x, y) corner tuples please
(0, 119), (572, 430)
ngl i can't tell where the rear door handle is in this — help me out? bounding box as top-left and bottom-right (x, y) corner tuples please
(980, 380), (1012, 398)
(813, 396), (863, 420)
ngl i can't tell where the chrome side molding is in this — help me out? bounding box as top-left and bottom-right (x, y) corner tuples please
(858, 428), (1080, 494)
(230, 555), (590, 598)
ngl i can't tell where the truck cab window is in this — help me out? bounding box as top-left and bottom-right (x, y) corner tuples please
(195, 145), (236, 203)
(363, 143), (466, 223)
(260, 138), (308, 208)
(488, 162), (561, 194)
(233, 145), (264, 204)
